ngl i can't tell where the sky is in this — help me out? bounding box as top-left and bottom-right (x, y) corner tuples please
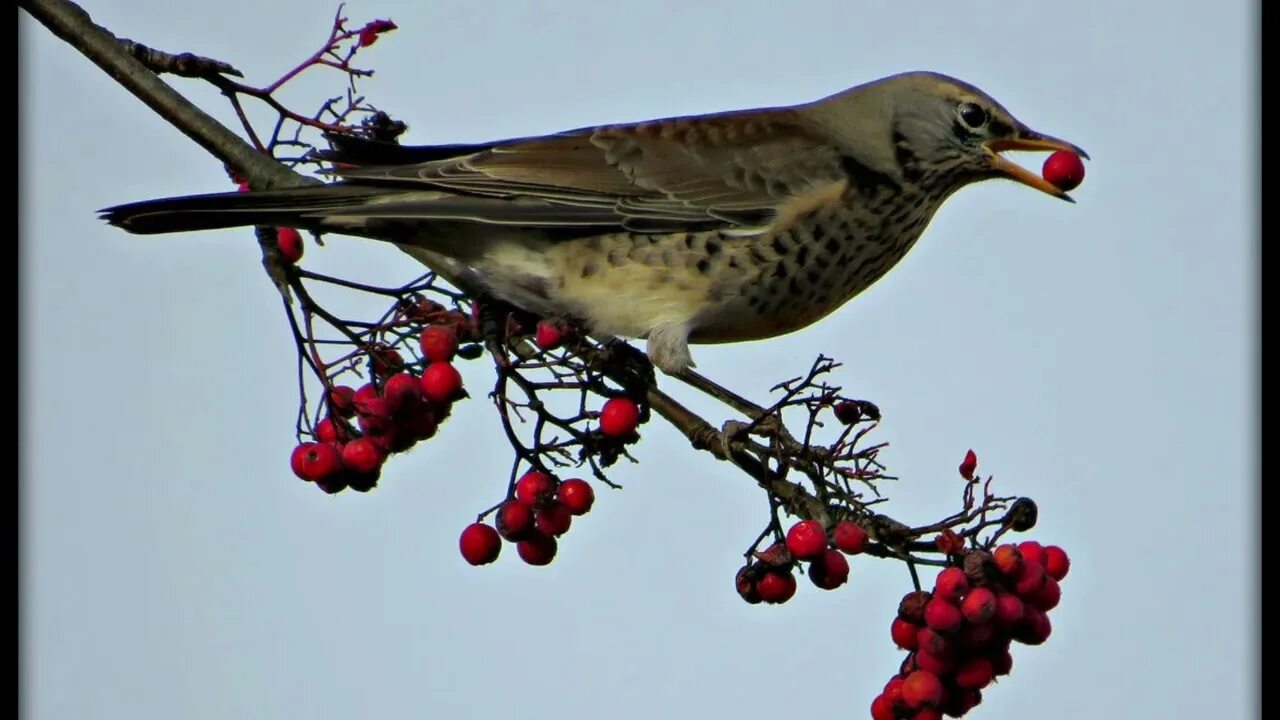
(21, 2), (1255, 719)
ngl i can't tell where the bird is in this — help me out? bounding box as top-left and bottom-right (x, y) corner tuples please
(100, 71), (1086, 375)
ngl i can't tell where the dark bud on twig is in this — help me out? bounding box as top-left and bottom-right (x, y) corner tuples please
(1004, 497), (1039, 532)
(360, 111), (407, 142)
(856, 400), (882, 422)
(456, 344), (485, 360)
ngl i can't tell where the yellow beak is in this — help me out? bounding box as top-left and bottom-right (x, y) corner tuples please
(984, 132), (1089, 202)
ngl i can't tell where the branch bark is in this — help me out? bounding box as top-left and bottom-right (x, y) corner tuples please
(20, 0), (307, 190)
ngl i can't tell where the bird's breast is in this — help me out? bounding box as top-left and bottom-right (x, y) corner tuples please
(690, 188), (941, 343)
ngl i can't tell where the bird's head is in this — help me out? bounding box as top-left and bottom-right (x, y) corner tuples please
(805, 71), (1088, 201)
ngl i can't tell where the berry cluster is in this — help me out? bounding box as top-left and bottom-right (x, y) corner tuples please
(458, 471), (598, 566)
(734, 519), (871, 604)
(455, 392), (643, 567)
(289, 313), (471, 494)
(871, 541), (1071, 718)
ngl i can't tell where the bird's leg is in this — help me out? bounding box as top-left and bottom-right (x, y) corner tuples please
(673, 368), (786, 450)
(644, 324), (696, 377)
(472, 293), (523, 368)
(674, 368), (769, 421)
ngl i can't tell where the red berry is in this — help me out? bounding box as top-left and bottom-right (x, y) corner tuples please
(785, 519), (828, 560)
(369, 345), (404, 379)
(902, 670), (944, 709)
(916, 627), (950, 658)
(1042, 150), (1086, 192)
(357, 413), (397, 450)
(495, 501), (535, 541)
(882, 676), (906, 706)
(891, 617), (920, 650)
(314, 472), (348, 495)
(314, 417), (347, 444)
(341, 437), (386, 475)
(994, 593), (1026, 628)
(399, 403), (439, 441)
(276, 227), (304, 263)
(735, 566), (762, 605)
(914, 648), (954, 675)
(955, 657), (994, 690)
(870, 694), (896, 720)
(353, 384), (386, 416)
(934, 530), (965, 556)
(458, 523), (501, 566)
(515, 469), (558, 505)
(599, 397), (640, 437)
(913, 710), (943, 720)
(806, 548), (849, 590)
(290, 442), (343, 482)
(535, 320), (566, 350)
(1044, 545), (1071, 580)
(382, 372), (423, 414)
(924, 598), (963, 634)
(1014, 561), (1048, 599)
(1017, 541), (1046, 568)
(420, 362), (463, 403)
(942, 688), (983, 717)
(832, 521), (868, 555)
(992, 544), (1023, 578)
(328, 385), (357, 418)
(961, 586), (998, 625)
(990, 648), (1014, 676)
(958, 449), (978, 480)
(833, 401), (862, 424)
(1014, 607), (1053, 645)
(418, 325), (458, 363)
(236, 180), (250, 192)
(933, 567), (970, 603)
(517, 531), (558, 566)
(534, 502), (573, 537)
(1032, 576), (1062, 611)
(957, 621), (995, 650)
(346, 468), (380, 493)
(556, 479), (595, 515)
(898, 590), (933, 624)
(756, 570), (797, 604)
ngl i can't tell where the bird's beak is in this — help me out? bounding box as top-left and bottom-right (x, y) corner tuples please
(984, 131), (1089, 202)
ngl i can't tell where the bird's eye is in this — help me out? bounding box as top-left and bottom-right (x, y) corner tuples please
(957, 102), (988, 131)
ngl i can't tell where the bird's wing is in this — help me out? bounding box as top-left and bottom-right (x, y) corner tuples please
(330, 110), (849, 234)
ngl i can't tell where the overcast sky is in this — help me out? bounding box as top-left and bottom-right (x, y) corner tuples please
(22, 2), (1255, 719)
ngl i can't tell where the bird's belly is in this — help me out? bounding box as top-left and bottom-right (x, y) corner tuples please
(546, 231), (733, 338)
(489, 204), (931, 343)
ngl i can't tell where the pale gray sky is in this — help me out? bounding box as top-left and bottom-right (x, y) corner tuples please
(22, 2), (1255, 719)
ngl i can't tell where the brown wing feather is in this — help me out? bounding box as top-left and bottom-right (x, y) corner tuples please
(334, 108), (847, 234)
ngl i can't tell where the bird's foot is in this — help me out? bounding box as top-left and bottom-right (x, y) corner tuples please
(597, 339), (657, 394)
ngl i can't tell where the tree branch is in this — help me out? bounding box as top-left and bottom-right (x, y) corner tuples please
(19, 0), (308, 190)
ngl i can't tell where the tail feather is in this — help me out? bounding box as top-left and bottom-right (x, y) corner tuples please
(316, 132), (497, 167)
(99, 184), (390, 235)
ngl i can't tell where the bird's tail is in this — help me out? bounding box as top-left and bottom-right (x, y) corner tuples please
(99, 184), (391, 235)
